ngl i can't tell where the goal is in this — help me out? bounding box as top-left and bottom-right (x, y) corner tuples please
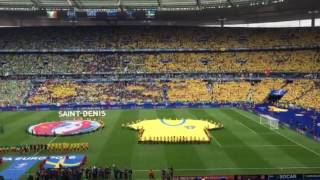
(259, 114), (279, 130)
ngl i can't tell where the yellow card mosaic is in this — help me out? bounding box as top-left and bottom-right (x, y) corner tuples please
(125, 118), (223, 143)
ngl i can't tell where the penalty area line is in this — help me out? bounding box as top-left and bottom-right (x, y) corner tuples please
(32, 136), (58, 157)
(235, 109), (320, 158)
(235, 119), (257, 134)
(211, 136), (222, 147)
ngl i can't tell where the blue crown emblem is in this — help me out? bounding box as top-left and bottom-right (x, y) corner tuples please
(185, 125), (196, 129)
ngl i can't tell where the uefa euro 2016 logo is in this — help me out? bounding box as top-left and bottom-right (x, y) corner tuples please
(28, 120), (102, 136)
(27, 110), (106, 136)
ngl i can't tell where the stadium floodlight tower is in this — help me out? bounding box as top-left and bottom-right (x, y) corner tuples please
(259, 114), (279, 130)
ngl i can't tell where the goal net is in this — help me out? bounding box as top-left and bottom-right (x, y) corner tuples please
(259, 114), (279, 130)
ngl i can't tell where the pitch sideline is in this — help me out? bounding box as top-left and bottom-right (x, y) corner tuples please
(134, 166), (320, 172)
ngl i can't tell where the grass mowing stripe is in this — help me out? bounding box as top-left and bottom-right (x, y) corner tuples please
(223, 108), (294, 145)
(235, 109), (320, 152)
(0, 111), (58, 147)
(222, 144), (298, 148)
(187, 108), (262, 169)
(134, 109), (168, 169)
(233, 108), (320, 166)
(0, 112), (20, 122)
(0, 111), (36, 124)
(93, 109), (139, 168)
(234, 119), (257, 134)
(130, 109), (169, 179)
(226, 108), (320, 167)
(234, 108), (320, 156)
(155, 109), (208, 172)
(201, 108), (274, 168)
(182, 109), (224, 149)
(239, 109), (320, 156)
(207, 109), (262, 146)
(207, 109), (317, 171)
(82, 110), (122, 165)
(133, 167), (320, 178)
(2, 108), (320, 178)
(211, 134), (222, 147)
(183, 108), (239, 169)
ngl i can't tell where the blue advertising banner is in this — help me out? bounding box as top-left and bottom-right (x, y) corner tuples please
(0, 159), (38, 179)
(0, 155), (85, 179)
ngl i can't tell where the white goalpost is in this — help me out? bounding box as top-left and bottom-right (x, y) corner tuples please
(259, 114), (279, 130)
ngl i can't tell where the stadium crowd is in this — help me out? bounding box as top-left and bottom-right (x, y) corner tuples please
(1, 50), (319, 75)
(0, 27), (319, 111)
(0, 27), (320, 49)
(0, 79), (312, 111)
(28, 81), (164, 105)
(250, 79), (286, 103)
(280, 80), (315, 103)
(211, 81), (252, 103)
(0, 26), (319, 180)
(0, 79), (319, 110)
(166, 80), (211, 102)
(0, 80), (32, 106)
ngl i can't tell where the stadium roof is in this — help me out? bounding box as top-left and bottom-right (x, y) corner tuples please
(0, 0), (283, 9)
(0, 0), (318, 27)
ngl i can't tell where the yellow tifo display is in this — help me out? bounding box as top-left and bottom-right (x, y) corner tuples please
(268, 106), (288, 112)
(125, 118), (223, 143)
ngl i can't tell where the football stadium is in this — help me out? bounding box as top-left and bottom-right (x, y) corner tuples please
(0, 0), (320, 179)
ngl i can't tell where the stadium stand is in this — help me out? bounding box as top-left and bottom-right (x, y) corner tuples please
(0, 80), (32, 106)
(22, 79), (320, 111)
(280, 80), (315, 103)
(295, 85), (320, 111)
(0, 27), (318, 112)
(28, 81), (163, 105)
(211, 81), (252, 103)
(0, 1), (320, 178)
(166, 80), (211, 102)
(250, 79), (287, 103)
(144, 51), (320, 73)
(0, 50), (319, 75)
(0, 27), (320, 49)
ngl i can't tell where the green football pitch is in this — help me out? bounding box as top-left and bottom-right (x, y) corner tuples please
(1, 108), (320, 179)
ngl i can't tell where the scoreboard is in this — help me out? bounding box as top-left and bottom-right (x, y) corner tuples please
(47, 9), (156, 20)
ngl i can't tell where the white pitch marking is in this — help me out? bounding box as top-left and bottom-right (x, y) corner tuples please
(222, 144), (298, 148)
(32, 136), (58, 156)
(211, 135), (222, 147)
(236, 119), (257, 134)
(235, 109), (320, 158)
(134, 166), (320, 172)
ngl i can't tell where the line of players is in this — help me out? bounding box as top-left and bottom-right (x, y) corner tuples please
(139, 136), (211, 143)
(0, 143), (89, 154)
